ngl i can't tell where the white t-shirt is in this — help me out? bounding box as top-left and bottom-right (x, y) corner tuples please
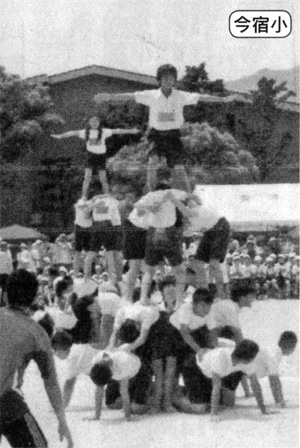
(65, 344), (99, 380)
(90, 195), (121, 226)
(197, 347), (248, 378)
(134, 89), (200, 131)
(130, 189), (187, 229)
(210, 300), (240, 330)
(74, 199), (93, 228)
(187, 205), (221, 233)
(242, 348), (283, 378)
(96, 292), (122, 317)
(92, 349), (141, 380)
(78, 129), (114, 155)
(113, 303), (159, 332)
(170, 302), (214, 331)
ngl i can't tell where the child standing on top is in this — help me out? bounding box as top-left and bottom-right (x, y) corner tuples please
(94, 64), (235, 192)
(51, 116), (139, 198)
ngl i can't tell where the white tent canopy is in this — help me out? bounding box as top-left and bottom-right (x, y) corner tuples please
(194, 183), (299, 231)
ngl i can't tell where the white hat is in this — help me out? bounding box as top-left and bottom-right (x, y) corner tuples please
(58, 266), (68, 273)
(254, 255), (262, 262)
(243, 254), (250, 259)
(233, 252), (240, 260)
(289, 253), (296, 258)
(270, 253), (277, 259)
(266, 257), (273, 263)
(278, 254), (285, 259)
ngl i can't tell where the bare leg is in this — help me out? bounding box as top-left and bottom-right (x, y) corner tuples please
(209, 258), (224, 300)
(82, 168), (93, 199)
(173, 263), (186, 309)
(172, 165), (191, 193)
(147, 155), (159, 192)
(163, 357), (177, 412)
(140, 264), (156, 304)
(150, 359), (163, 413)
(98, 169), (109, 194)
(125, 259), (143, 302)
(193, 259), (209, 289)
(84, 251), (96, 279)
(106, 250), (117, 286)
(73, 251), (82, 276)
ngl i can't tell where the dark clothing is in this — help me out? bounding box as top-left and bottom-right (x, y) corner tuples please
(147, 311), (182, 360)
(74, 224), (92, 252)
(122, 220), (147, 260)
(91, 221), (122, 252)
(145, 226), (183, 267)
(1, 411), (48, 448)
(86, 152), (107, 170)
(147, 128), (185, 167)
(195, 217), (231, 263)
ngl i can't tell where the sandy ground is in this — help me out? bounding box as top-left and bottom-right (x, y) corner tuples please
(2, 299), (299, 448)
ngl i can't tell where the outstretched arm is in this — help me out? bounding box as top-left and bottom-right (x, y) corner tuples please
(112, 128), (141, 135)
(51, 130), (81, 139)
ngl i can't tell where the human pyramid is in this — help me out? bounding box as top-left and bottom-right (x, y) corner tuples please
(0, 64), (297, 448)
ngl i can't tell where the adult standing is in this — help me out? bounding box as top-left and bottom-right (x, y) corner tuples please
(0, 269), (73, 448)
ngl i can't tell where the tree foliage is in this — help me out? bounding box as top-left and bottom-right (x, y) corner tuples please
(177, 63), (226, 95)
(237, 77), (296, 181)
(108, 123), (258, 186)
(0, 66), (63, 163)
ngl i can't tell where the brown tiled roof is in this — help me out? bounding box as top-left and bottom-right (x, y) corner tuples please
(26, 65), (157, 86)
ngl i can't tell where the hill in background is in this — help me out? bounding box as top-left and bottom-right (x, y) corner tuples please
(225, 66), (299, 102)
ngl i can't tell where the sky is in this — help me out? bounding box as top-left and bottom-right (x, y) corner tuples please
(0, 0), (299, 81)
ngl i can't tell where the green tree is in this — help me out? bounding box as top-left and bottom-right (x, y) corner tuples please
(0, 65), (63, 162)
(238, 77), (296, 181)
(177, 63), (226, 96)
(34, 157), (82, 235)
(108, 123), (258, 187)
(0, 66), (64, 227)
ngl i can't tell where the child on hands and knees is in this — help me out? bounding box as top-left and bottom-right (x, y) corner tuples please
(242, 331), (298, 411)
(209, 279), (256, 398)
(196, 339), (260, 421)
(89, 349), (141, 421)
(51, 330), (141, 422)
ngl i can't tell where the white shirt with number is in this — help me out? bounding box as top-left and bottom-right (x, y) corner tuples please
(134, 89), (200, 131)
(78, 129), (114, 155)
(89, 195), (121, 226)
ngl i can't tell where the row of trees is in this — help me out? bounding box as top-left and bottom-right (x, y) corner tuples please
(0, 63), (296, 230)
